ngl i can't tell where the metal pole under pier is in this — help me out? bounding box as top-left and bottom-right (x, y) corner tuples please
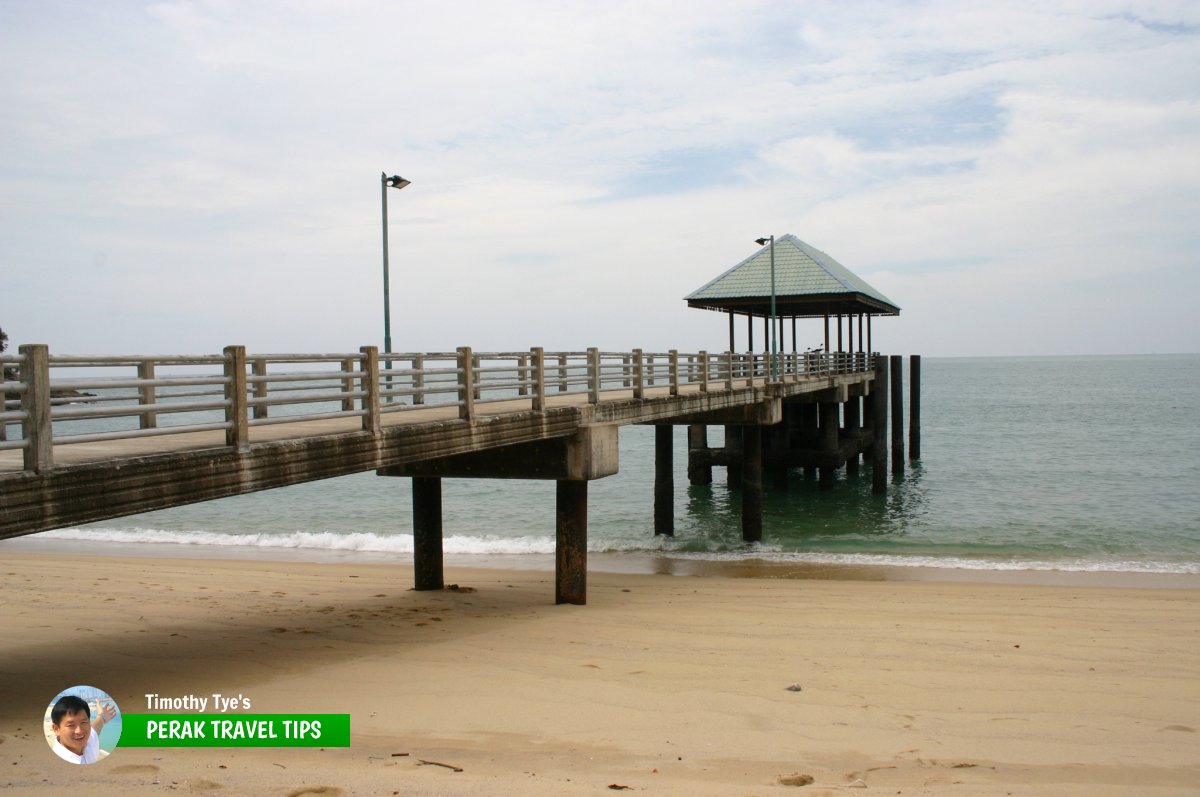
(890, 354), (904, 473)
(412, 476), (444, 591)
(556, 480), (588, 605)
(872, 356), (889, 494)
(740, 426), (763, 542)
(654, 425), (674, 536)
(910, 355), (921, 460)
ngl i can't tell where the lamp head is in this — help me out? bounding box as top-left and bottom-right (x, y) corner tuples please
(385, 175), (411, 189)
(754, 237), (770, 246)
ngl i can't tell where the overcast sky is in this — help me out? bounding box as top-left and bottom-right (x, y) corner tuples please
(2, 1), (1197, 357)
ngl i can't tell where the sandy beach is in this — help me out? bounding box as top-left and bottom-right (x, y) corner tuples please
(1, 551), (1197, 796)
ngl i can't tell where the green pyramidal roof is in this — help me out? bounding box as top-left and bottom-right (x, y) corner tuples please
(685, 234), (900, 318)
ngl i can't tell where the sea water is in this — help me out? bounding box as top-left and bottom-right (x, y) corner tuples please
(31, 354), (1200, 575)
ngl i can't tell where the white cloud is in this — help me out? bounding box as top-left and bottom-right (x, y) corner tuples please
(1, 0), (1198, 356)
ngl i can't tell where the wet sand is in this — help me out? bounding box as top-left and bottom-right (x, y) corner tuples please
(2, 549), (1198, 796)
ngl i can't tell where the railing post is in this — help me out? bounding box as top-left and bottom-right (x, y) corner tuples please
(530, 347), (545, 411)
(381, 352), (393, 403)
(558, 354), (568, 393)
(359, 347), (380, 434)
(724, 351), (734, 391)
(340, 357), (355, 413)
(647, 353), (655, 386)
(744, 353), (754, 388)
(19, 344), (52, 473)
(472, 353), (481, 400)
(223, 345), (249, 452)
(669, 349), (679, 397)
(252, 357), (269, 420)
(458, 346), (475, 420)
(622, 354), (631, 388)
(699, 350), (709, 393)
(517, 354), (528, 397)
(587, 347), (600, 404)
(412, 355), (425, 405)
(632, 348), (644, 400)
(138, 360), (157, 429)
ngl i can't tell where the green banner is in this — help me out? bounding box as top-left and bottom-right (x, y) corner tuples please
(119, 714), (350, 747)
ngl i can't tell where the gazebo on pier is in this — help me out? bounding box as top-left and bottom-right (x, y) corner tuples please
(684, 234), (900, 356)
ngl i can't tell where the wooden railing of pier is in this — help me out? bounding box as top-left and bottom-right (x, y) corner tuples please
(2, 345), (874, 474)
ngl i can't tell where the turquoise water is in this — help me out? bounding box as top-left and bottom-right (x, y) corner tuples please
(33, 354), (1200, 574)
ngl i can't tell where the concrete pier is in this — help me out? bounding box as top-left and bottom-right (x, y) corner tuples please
(740, 425), (763, 543)
(2, 342), (901, 605)
(910, 355), (921, 460)
(686, 424), (712, 485)
(725, 425), (743, 488)
(844, 395), (861, 475)
(818, 400), (840, 490)
(891, 354), (905, 473)
(555, 479), (588, 605)
(412, 476), (444, 591)
(654, 425), (674, 536)
(873, 356), (889, 494)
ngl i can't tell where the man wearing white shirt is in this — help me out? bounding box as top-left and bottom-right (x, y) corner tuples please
(50, 695), (116, 764)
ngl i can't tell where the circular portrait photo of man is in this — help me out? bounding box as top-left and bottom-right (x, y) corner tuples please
(44, 686), (121, 764)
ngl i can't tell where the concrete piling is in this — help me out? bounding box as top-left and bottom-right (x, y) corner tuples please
(687, 424), (712, 485)
(890, 354), (904, 473)
(910, 355), (921, 461)
(412, 476), (444, 591)
(555, 480), (588, 605)
(741, 426), (763, 542)
(654, 425), (674, 536)
(873, 356), (889, 494)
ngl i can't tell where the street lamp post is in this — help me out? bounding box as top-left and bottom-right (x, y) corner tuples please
(754, 235), (778, 381)
(381, 172), (411, 372)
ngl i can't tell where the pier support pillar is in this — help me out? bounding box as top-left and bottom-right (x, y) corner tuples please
(818, 401), (840, 490)
(801, 404), (818, 478)
(687, 424), (712, 485)
(890, 354), (904, 473)
(873, 357), (889, 494)
(741, 426), (763, 542)
(412, 476), (444, 591)
(766, 421), (789, 490)
(555, 480), (588, 605)
(725, 425), (743, 488)
(910, 355), (921, 460)
(844, 395), (861, 475)
(654, 425), (674, 536)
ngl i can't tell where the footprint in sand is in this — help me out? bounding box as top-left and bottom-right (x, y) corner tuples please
(185, 778), (227, 791)
(109, 764), (161, 775)
(286, 787), (344, 797)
